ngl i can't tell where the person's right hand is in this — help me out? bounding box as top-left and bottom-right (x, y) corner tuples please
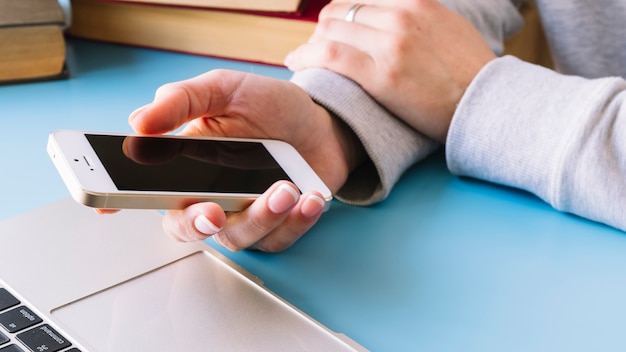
(126, 69), (363, 252)
(285, 0), (496, 143)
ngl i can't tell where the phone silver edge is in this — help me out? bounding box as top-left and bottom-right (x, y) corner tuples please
(47, 130), (333, 211)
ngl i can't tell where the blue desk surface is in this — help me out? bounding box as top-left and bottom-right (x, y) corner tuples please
(2, 39), (626, 351)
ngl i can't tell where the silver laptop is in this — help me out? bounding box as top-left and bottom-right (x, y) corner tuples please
(0, 198), (366, 351)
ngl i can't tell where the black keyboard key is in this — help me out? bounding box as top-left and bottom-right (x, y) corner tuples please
(17, 324), (71, 352)
(0, 331), (8, 345)
(0, 306), (42, 333)
(0, 345), (25, 352)
(0, 290), (20, 311)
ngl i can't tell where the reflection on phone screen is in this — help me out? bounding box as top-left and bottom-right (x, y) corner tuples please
(86, 135), (292, 194)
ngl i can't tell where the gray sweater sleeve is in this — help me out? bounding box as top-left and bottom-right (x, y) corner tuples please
(289, 0), (523, 205)
(447, 56), (626, 231)
(291, 69), (438, 205)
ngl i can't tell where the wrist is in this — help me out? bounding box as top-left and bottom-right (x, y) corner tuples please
(331, 111), (366, 174)
(304, 105), (364, 195)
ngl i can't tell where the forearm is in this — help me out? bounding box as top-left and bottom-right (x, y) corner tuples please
(287, 0), (525, 205)
(447, 56), (626, 231)
(291, 68), (438, 205)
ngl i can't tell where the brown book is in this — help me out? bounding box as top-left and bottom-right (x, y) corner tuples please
(111, 0), (307, 13)
(0, 0), (68, 84)
(67, 0), (329, 66)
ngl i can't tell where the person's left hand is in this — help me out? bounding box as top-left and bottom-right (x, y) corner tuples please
(285, 0), (496, 143)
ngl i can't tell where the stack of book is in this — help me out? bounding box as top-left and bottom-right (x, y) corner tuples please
(67, 0), (330, 66)
(0, 0), (68, 84)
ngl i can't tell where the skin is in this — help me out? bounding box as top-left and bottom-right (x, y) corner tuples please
(285, 0), (497, 143)
(125, 70), (364, 252)
(106, 0), (496, 252)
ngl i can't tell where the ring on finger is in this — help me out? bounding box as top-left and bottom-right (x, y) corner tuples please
(345, 3), (365, 22)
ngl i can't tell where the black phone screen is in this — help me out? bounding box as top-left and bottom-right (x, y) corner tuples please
(86, 134), (292, 194)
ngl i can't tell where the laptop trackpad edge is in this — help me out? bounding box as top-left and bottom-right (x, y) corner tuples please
(52, 251), (357, 351)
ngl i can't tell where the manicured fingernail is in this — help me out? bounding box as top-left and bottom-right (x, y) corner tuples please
(268, 184), (299, 214)
(128, 104), (150, 123)
(283, 51), (293, 67)
(213, 233), (226, 247)
(301, 195), (326, 218)
(194, 214), (222, 235)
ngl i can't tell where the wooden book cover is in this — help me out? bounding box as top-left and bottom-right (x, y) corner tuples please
(67, 0), (329, 66)
(0, 0), (68, 84)
(0, 0), (65, 26)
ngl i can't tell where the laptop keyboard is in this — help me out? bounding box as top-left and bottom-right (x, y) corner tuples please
(0, 288), (80, 352)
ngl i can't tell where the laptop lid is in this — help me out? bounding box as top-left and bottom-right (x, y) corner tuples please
(0, 198), (365, 351)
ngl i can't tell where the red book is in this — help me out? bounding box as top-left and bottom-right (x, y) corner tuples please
(67, 0), (330, 66)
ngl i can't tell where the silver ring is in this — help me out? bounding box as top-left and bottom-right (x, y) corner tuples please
(345, 3), (365, 22)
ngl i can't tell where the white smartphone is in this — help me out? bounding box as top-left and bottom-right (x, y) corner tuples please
(47, 130), (332, 211)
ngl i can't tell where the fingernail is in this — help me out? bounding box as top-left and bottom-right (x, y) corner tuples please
(301, 195), (326, 218)
(283, 51), (294, 68)
(194, 214), (222, 235)
(128, 104), (150, 124)
(268, 184), (299, 214)
(212, 233), (227, 247)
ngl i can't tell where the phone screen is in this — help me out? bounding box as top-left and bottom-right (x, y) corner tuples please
(85, 134), (292, 194)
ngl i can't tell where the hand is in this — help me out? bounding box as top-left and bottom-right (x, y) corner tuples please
(285, 0), (496, 143)
(125, 69), (363, 252)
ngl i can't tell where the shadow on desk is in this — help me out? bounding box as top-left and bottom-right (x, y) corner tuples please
(64, 37), (293, 82)
(66, 38), (138, 75)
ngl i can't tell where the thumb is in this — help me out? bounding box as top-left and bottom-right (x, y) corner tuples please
(129, 69), (248, 135)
